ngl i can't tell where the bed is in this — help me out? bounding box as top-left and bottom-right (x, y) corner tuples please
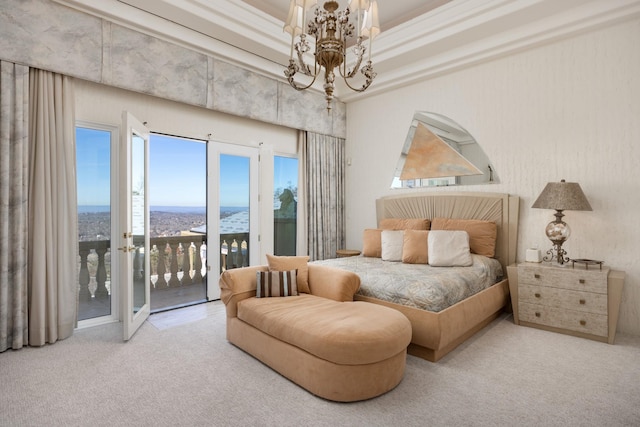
(314, 191), (519, 362)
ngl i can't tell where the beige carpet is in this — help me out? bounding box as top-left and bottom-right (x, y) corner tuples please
(1, 301), (639, 427)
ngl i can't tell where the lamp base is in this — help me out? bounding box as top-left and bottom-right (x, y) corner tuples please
(543, 241), (570, 265)
(542, 211), (571, 265)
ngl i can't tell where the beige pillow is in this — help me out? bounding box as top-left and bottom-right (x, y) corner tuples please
(266, 254), (310, 293)
(431, 218), (497, 258)
(362, 229), (382, 257)
(381, 230), (404, 262)
(402, 230), (429, 264)
(427, 230), (473, 267)
(379, 218), (430, 230)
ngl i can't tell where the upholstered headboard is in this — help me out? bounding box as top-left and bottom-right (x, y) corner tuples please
(376, 192), (519, 269)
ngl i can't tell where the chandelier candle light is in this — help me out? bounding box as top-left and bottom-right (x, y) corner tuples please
(284, 0), (379, 112)
(531, 179), (593, 265)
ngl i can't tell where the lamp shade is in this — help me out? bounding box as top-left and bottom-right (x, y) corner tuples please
(361, 0), (380, 40)
(283, 2), (305, 36)
(531, 179), (592, 211)
(349, 0), (370, 13)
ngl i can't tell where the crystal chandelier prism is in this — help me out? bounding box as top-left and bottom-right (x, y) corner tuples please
(283, 0), (379, 112)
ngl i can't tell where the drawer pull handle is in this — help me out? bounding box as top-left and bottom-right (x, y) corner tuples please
(580, 320), (586, 326)
(535, 312), (541, 318)
(534, 293), (541, 298)
(534, 274), (541, 279)
(579, 279), (585, 284)
(579, 299), (586, 305)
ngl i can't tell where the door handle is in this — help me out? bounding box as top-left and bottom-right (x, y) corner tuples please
(117, 246), (135, 252)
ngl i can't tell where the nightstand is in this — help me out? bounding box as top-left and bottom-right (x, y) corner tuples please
(506, 262), (625, 344)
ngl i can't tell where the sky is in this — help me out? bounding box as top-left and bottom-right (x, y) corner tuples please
(76, 128), (298, 208)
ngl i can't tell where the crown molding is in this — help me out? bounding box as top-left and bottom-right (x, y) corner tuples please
(55, 0), (640, 103)
(340, 0), (640, 102)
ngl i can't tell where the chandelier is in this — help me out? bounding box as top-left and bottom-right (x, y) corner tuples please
(283, 0), (380, 112)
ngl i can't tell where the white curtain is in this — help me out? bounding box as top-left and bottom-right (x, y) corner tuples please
(0, 61), (30, 352)
(27, 69), (77, 347)
(303, 132), (346, 261)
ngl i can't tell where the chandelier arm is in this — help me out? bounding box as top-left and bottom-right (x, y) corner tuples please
(340, 55), (363, 79)
(293, 34), (316, 76)
(340, 76), (371, 92)
(341, 61), (376, 92)
(285, 59), (319, 91)
(340, 38), (365, 79)
(296, 51), (313, 76)
(289, 75), (319, 91)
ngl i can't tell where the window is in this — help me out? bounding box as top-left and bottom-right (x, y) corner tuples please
(273, 156), (298, 256)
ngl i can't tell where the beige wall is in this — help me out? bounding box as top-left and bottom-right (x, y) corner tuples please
(345, 18), (640, 336)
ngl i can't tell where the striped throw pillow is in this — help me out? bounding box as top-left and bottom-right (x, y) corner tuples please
(256, 270), (298, 298)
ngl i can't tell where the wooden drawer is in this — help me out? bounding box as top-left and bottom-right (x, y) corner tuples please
(518, 265), (608, 294)
(519, 284), (607, 315)
(519, 302), (608, 337)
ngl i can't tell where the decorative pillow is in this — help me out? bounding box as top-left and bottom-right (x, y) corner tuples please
(431, 218), (498, 258)
(362, 229), (383, 257)
(256, 270), (298, 298)
(379, 218), (430, 230)
(427, 230), (473, 267)
(381, 230), (404, 262)
(266, 254), (310, 293)
(402, 230), (429, 264)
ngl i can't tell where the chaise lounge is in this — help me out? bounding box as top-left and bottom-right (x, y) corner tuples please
(219, 262), (412, 402)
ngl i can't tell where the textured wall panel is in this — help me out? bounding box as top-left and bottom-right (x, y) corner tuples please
(0, 0), (101, 81)
(278, 82), (334, 136)
(108, 25), (208, 107)
(212, 60), (278, 123)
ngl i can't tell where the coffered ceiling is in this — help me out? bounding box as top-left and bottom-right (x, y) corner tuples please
(56, 0), (640, 103)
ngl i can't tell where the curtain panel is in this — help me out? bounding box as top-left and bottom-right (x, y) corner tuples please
(304, 132), (346, 261)
(0, 61), (30, 352)
(28, 69), (78, 346)
(0, 63), (78, 352)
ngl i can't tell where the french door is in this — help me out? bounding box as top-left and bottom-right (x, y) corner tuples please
(78, 115), (261, 337)
(120, 112), (151, 340)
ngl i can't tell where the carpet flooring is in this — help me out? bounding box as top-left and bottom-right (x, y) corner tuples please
(1, 301), (639, 427)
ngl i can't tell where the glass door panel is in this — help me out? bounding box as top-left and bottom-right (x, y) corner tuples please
(76, 125), (116, 323)
(207, 143), (258, 300)
(219, 154), (250, 271)
(121, 111), (150, 341)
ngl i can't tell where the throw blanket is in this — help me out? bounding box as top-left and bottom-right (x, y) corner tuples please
(313, 255), (503, 312)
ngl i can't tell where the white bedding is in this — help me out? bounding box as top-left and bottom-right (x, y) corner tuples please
(313, 255), (503, 312)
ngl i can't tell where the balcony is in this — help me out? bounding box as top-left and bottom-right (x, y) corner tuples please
(77, 233), (249, 320)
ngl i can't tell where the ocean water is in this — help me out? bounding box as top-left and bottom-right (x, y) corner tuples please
(78, 205), (246, 214)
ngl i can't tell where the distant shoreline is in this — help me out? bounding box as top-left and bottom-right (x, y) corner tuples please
(78, 205), (247, 214)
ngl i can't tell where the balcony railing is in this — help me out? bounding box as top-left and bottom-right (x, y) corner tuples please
(77, 233), (249, 308)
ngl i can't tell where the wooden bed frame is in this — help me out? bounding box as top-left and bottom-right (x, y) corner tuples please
(353, 191), (519, 362)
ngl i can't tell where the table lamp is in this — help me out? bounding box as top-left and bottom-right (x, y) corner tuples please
(531, 179), (592, 265)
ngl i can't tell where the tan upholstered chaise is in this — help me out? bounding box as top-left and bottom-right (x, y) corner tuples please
(219, 264), (412, 402)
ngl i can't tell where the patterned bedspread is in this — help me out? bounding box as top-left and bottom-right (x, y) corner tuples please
(313, 255), (504, 312)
